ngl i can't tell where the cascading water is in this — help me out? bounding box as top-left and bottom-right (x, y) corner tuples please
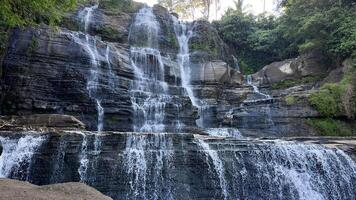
(129, 6), (182, 132)
(172, 17), (199, 108)
(246, 75), (271, 100)
(77, 3), (105, 131)
(172, 16), (210, 129)
(195, 137), (228, 200)
(0, 135), (46, 180)
(122, 133), (174, 200)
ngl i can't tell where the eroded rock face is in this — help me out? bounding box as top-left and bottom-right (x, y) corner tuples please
(0, 179), (112, 200)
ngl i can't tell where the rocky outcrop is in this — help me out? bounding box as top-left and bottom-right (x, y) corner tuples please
(252, 51), (330, 86)
(0, 114), (85, 131)
(0, 179), (112, 200)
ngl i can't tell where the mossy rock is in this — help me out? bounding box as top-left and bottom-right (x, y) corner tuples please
(94, 25), (125, 42)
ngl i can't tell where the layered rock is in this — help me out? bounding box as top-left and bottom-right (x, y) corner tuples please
(0, 131), (355, 200)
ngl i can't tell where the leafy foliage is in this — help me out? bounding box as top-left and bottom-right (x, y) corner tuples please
(0, 0), (78, 27)
(308, 60), (356, 119)
(214, 12), (293, 73)
(214, 0), (356, 73)
(307, 118), (355, 136)
(279, 0), (356, 63)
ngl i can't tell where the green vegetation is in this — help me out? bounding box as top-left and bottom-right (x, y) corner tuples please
(272, 76), (322, 90)
(190, 41), (218, 58)
(0, 0), (78, 27)
(100, 0), (133, 14)
(308, 60), (356, 118)
(307, 118), (355, 136)
(284, 96), (296, 105)
(26, 36), (39, 56)
(214, 0), (356, 73)
(0, 0), (80, 57)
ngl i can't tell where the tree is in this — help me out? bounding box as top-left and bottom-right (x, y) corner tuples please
(0, 0), (78, 27)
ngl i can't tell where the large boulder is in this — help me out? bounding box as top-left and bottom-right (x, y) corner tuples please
(0, 179), (112, 200)
(253, 51), (330, 86)
(190, 61), (243, 85)
(189, 20), (234, 65)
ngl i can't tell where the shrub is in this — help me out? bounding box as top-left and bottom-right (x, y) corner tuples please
(307, 118), (354, 136)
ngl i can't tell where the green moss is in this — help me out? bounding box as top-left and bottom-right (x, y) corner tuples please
(285, 96), (296, 105)
(190, 41), (218, 58)
(272, 76), (322, 90)
(307, 118), (355, 136)
(308, 64), (355, 118)
(26, 36), (38, 56)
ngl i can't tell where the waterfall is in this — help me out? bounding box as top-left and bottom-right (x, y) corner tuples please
(195, 137), (228, 200)
(129, 6), (173, 132)
(172, 17), (199, 107)
(76, 3), (105, 131)
(0, 135), (46, 179)
(122, 133), (174, 200)
(78, 4), (98, 32)
(172, 16), (211, 129)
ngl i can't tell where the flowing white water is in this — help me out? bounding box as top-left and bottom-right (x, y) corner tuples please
(78, 132), (89, 183)
(78, 4), (98, 32)
(76, 3), (104, 131)
(172, 16), (211, 128)
(122, 133), (175, 200)
(205, 128), (242, 138)
(129, 7), (173, 132)
(246, 75), (271, 100)
(172, 17), (199, 107)
(123, 134), (148, 199)
(0, 135), (45, 179)
(196, 138), (228, 200)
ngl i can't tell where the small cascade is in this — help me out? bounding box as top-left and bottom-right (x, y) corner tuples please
(76, 3), (105, 131)
(129, 6), (182, 132)
(122, 133), (174, 200)
(246, 75), (271, 100)
(78, 4), (98, 32)
(0, 135), (46, 179)
(205, 128), (242, 138)
(78, 132), (89, 183)
(105, 45), (116, 89)
(172, 16), (212, 129)
(172, 17), (199, 107)
(195, 138), (228, 200)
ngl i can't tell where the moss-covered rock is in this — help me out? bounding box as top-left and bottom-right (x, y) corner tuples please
(308, 59), (356, 118)
(189, 20), (233, 64)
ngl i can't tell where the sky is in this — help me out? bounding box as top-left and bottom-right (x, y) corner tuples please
(134, 0), (277, 20)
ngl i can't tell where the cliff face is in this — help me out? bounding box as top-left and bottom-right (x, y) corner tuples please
(0, 1), (352, 136)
